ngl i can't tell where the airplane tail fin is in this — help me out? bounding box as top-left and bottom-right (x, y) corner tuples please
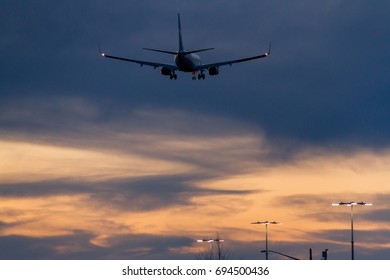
(177, 14), (214, 55)
(178, 13), (184, 52)
(143, 13), (186, 55)
(142, 13), (185, 55)
(143, 14), (215, 56)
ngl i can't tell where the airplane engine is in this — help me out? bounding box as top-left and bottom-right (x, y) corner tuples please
(160, 67), (173, 76)
(208, 66), (219, 76)
(161, 67), (177, 79)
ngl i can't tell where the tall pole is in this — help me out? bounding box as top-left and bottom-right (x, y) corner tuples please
(332, 201), (372, 260)
(350, 204), (354, 260)
(265, 223), (269, 260)
(251, 221), (281, 260)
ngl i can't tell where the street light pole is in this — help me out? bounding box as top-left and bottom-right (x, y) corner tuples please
(196, 238), (224, 260)
(350, 204), (354, 260)
(332, 201), (372, 260)
(251, 221), (281, 260)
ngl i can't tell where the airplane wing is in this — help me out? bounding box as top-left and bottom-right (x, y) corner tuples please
(195, 43), (271, 71)
(100, 52), (179, 71)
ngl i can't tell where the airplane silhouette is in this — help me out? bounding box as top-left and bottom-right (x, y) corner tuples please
(100, 14), (271, 80)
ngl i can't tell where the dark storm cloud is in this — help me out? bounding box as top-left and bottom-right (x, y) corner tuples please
(2, 0), (390, 149)
(102, 234), (195, 260)
(0, 232), (101, 260)
(0, 175), (257, 212)
(0, 232), (195, 260)
(0, 94), (273, 179)
(88, 175), (258, 212)
(0, 180), (92, 198)
(90, 176), (206, 212)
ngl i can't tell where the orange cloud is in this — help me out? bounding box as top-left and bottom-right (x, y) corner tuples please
(1, 110), (390, 258)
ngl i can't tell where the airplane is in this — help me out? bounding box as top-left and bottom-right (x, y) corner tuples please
(100, 14), (271, 80)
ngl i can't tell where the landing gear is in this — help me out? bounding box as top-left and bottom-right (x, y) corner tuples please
(198, 73), (206, 80)
(170, 72), (177, 80)
(193, 70), (205, 80)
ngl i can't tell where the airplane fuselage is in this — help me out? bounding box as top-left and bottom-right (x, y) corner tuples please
(174, 53), (201, 72)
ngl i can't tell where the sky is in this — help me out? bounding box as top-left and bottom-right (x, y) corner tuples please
(1, 0), (390, 260)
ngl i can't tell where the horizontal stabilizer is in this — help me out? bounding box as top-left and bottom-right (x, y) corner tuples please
(181, 47), (215, 55)
(143, 48), (177, 55)
(143, 47), (215, 56)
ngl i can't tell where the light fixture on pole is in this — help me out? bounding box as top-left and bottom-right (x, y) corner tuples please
(196, 238), (224, 246)
(196, 238), (224, 251)
(332, 201), (372, 260)
(251, 221), (281, 260)
(196, 238), (225, 260)
(197, 238), (224, 243)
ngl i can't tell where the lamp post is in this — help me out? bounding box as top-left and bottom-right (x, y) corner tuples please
(251, 221), (281, 260)
(196, 238), (224, 260)
(332, 201), (372, 260)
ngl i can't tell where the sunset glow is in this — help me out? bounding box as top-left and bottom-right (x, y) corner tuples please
(1, 110), (389, 259)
